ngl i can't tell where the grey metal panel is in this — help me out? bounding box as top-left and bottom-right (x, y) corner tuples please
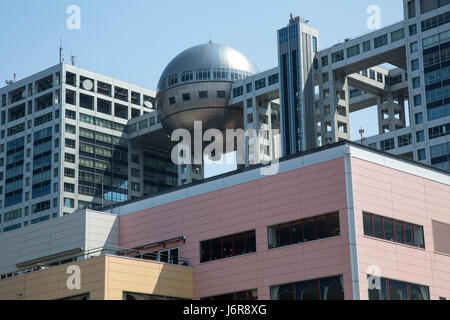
(157, 43), (259, 92)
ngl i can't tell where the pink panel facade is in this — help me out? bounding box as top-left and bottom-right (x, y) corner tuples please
(120, 157), (353, 300)
(119, 153), (450, 300)
(351, 157), (450, 300)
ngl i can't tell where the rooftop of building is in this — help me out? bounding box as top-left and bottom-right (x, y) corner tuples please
(101, 140), (450, 217)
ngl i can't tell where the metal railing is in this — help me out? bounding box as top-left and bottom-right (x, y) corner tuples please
(0, 246), (189, 281)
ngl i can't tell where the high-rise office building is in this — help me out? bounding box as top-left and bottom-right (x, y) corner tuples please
(0, 63), (177, 233)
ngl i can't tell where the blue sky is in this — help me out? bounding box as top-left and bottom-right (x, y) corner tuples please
(0, 0), (404, 177)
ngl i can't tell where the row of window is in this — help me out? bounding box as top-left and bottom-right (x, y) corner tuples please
(232, 74), (279, 98)
(368, 276), (430, 300)
(200, 211), (424, 265)
(162, 90), (226, 109)
(428, 123), (450, 140)
(322, 28), (404, 67)
(200, 230), (256, 263)
(65, 71), (153, 107)
(159, 68), (253, 91)
(267, 212), (340, 249)
(79, 113), (126, 132)
(270, 275), (344, 300)
(200, 275), (431, 301)
(363, 212), (425, 248)
(422, 11), (450, 32)
(66, 90), (143, 119)
(1, 74), (56, 107)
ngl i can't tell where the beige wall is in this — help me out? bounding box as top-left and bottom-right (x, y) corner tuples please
(104, 255), (193, 300)
(0, 255), (193, 300)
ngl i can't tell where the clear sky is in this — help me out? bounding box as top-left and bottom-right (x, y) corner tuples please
(0, 0), (404, 177)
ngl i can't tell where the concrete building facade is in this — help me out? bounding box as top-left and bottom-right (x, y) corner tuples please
(0, 64), (177, 234)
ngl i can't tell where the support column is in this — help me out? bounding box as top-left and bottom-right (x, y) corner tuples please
(330, 72), (350, 143)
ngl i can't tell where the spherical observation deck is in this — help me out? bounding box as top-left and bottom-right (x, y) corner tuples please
(156, 42), (259, 135)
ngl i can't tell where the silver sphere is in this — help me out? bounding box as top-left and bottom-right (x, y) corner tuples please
(156, 42), (259, 135)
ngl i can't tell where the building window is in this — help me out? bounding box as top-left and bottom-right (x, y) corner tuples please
(64, 198), (74, 208)
(398, 134), (412, 147)
(346, 44), (360, 58)
(271, 275), (344, 300)
(312, 36), (318, 53)
(380, 138), (395, 151)
(246, 83), (253, 93)
(131, 182), (140, 192)
(65, 138), (76, 149)
(416, 130), (425, 143)
(331, 50), (344, 63)
(64, 183), (75, 193)
(409, 24), (417, 36)
(377, 72), (383, 83)
(97, 81), (112, 97)
(114, 86), (128, 102)
(217, 91), (226, 98)
(255, 78), (266, 90)
(368, 276), (429, 300)
(232, 86), (243, 97)
(267, 212), (340, 249)
(429, 123), (450, 139)
(363, 40), (371, 52)
(414, 113), (423, 124)
(181, 71), (193, 82)
(80, 93), (94, 110)
(412, 77), (421, 88)
(247, 113), (253, 124)
(65, 109), (76, 120)
(410, 42), (418, 53)
(66, 72), (76, 86)
(65, 124), (76, 134)
(268, 73), (279, 85)
(66, 89), (76, 105)
(64, 168), (75, 178)
(411, 59), (420, 71)
(131, 91), (141, 105)
(199, 91), (208, 99)
(418, 148), (427, 161)
(200, 230), (256, 263)
(363, 212), (425, 248)
(413, 94), (422, 106)
(202, 289), (258, 301)
(65, 153), (75, 163)
(374, 34), (388, 48)
(321, 55), (328, 67)
(182, 93), (191, 101)
(168, 97), (176, 105)
(391, 29), (405, 42)
(97, 98), (112, 115)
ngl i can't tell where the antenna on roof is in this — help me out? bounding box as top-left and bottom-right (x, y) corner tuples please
(59, 37), (64, 64)
(71, 52), (77, 66)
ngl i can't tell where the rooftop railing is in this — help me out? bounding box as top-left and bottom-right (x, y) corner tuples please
(0, 246), (189, 281)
